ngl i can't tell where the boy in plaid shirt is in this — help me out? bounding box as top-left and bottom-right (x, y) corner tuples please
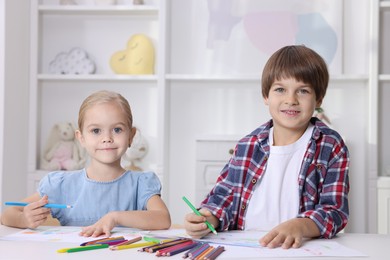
(184, 45), (349, 249)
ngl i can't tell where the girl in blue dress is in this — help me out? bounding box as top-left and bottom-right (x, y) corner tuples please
(1, 90), (171, 237)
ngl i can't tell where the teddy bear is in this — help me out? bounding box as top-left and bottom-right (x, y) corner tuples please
(122, 128), (148, 171)
(41, 122), (87, 171)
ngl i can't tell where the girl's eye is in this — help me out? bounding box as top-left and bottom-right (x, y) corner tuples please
(113, 127), (122, 134)
(92, 128), (101, 134)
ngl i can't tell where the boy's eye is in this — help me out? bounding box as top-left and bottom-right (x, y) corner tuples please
(298, 89), (310, 94)
(274, 87), (284, 93)
(91, 128), (101, 134)
(113, 127), (122, 134)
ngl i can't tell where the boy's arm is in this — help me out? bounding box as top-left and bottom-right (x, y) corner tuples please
(299, 142), (350, 238)
(199, 163), (235, 231)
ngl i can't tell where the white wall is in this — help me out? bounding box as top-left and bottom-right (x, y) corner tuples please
(0, 1), (5, 207)
(342, 0), (370, 233)
(0, 0), (30, 212)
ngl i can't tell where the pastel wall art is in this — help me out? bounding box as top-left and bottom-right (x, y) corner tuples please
(183, 0), (343, 74)
(110, 34), (155, 75)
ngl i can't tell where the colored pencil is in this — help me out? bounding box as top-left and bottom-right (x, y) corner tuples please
(57, 244), (109, 253)
(164, 241), (198, 256)
(202, 246), (219, 259)
(204, 246), (225, 260)
(182, 243), (203, 259)
(97, 239), (128, 246)
(109, 241), (157, 251)
(194, 245), (214, 260)
(189, 243), (210, 259)
(80, 236), (125, 246)
(143, 236), (164, 243)
(5, 202), (73, 209)
(111, 236), (142, 247)
(155, 240), (195, 256)
(144, 238), (191, 253)
(182, 196), (217, 235)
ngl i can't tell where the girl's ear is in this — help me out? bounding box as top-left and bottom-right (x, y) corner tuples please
(128, 127), (137, 147)
(75, 130), (85, 147)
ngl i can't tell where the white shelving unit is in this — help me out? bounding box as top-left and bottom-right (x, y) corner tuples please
(26, 0), (378, 230)
(27, 0), (167, 196)
(374, 0), (390, 234)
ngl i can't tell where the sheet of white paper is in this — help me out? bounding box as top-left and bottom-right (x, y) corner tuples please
(0, 227), (367, 257)
(147, 229), (367, 258)
(0, 226), (146, 244)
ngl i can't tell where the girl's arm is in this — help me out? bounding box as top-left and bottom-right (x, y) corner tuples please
(0, 193), (52, 229)
(79, 194), (171, 237)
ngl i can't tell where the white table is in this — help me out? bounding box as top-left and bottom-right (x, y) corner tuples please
(0, 225), (389, 259)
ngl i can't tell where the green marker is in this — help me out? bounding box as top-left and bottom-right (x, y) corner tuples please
(182, 196), (217, 235)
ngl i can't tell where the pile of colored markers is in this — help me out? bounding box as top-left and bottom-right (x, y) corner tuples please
(138, 238), (225, 259)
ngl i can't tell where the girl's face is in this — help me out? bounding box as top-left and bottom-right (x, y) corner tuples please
(264, 77), (321, 138)
(76, 101), (133, 166)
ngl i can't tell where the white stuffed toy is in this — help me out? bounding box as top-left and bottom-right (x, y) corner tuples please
(123, 128), (148, 171)
(41, 122), (87, 171)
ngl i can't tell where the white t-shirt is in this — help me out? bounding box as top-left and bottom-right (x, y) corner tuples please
(244, 124), (314, 231)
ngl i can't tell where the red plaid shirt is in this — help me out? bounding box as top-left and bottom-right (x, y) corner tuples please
(201, 117), (349, 238)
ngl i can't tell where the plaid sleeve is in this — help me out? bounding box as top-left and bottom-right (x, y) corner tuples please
(200, 160), (238, 231)
(298, 136), (350, 238)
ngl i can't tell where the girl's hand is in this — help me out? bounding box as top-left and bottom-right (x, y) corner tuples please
(184, 208), (217, 239)
(22, 195), (51, 229)
(79, 212), (117, 237)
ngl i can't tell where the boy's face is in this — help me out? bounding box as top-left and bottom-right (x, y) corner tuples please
(264, 77), (321, 139)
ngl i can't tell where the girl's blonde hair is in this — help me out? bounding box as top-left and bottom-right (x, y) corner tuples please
(78, 90), (133, 132)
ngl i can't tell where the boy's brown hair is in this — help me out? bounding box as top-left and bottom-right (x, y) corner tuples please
(261, 45), (329, 102)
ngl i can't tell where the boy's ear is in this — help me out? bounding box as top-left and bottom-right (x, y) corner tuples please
(316, 98), (323, 108)
(263, 96), (269, 106)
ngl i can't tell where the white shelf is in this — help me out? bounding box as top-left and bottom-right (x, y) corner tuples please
(379, 74), (390, 81)
(166, 74), (260, 82)
(38, 5), (159, 15)
(37, 74), (158, 82)
(166, 74), (368, 82)
(380, 1), (390, 9)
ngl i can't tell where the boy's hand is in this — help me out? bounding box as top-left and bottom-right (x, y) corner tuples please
(184, 208), (217, 239)
(79, 212), (117, 237)
(259, 218), (320, 249)
(22, 195), (51, 229)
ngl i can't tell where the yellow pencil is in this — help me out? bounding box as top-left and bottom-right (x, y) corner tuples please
(109, 241), (157, 251)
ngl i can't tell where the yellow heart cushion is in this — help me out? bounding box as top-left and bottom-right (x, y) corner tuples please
(110, 34), (155, 75)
